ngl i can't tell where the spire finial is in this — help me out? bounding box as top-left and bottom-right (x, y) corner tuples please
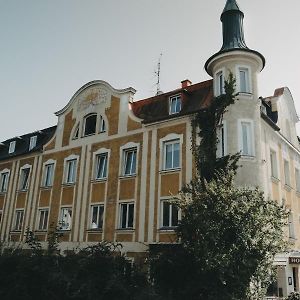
(222, 0), (241, 14)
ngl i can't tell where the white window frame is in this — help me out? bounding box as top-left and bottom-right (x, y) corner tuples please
(270, 150), (278, 179)
(169, 94), (181, 115)
(120, 142), (139, 177)
(42, 159), (55, 187)
(64, 155), (79, 184)
(95, 153), (108, 180)
(0, 169), (10, 193)
(160, 199), (180, 229)
(19, 164), (31, 191)
(289, 213), (295, 239)
(159, 133), (183, 172)
(214, 68), (225, 96)
(236, 65), (252, 94)
(238, 119), (255, 157)
(90, 204), (104, 230)
(8, 141), (16, 154)
(37, 208), (49, 231)
(83, 113), (97, 137)
(14, 209), (24, 231)
(59, 207), (72, 230)
(29, 135), (37, 151)
(284, 160), (291, 186)
(216, 121), (227, 157)
(118, 202), (135, 229)
(163, 139), (180, 170)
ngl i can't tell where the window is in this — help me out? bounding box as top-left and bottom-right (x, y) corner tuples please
(123, 148), (137, 176)
(59, 207), (72, 230)
(161, 200), (179, 228)
(37, 209), (49, 231)
(84, 114), (97, 136)
(65, 159), (77, 184)
(43, 163), (54, 187)
(216, 123), (226, 157)
(119, 203), (134, 229)
(73, 125), (79, 139)
(284, 160), (290, 186)
(14, 210), (24, 231)
(239, 67), (250, 93)
(29, 135), (37, 150)
(0, 210), (2, 224)
(8, 141), (16, 154)
(295, 169), (300, 192)
(90, 205), (104, 229)
(240, 121), (253, 156)
(163, 140), (180, 170)
(169, 95), (181, 114)
(0, 172), (9, 192)
(216, 71), (224, 96)
(95, 153), (108, 179)
(19, 167), (30, 190)
(270, 151), (278, 178)
(289, 214), (295, 239)
(99, 116), (106, 133)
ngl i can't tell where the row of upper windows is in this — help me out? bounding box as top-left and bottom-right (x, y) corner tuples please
(270, 150), (300, 192)
(0, 138), (181, 192)
(215, 67), (251, 96)
(9, 198), (180, 232)
(7, 136), (38, 155)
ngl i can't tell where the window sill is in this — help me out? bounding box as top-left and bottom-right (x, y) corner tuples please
(87, 228), (103, 233)
(40, 185), (52, 190)
(62, 182), (76, 187)
(289, 237), (297, 244)
(82, 133), (96, 138)
(10, 230), (22, 233)
(271, 176), (280, 184)
(119, 174), (137, 180)
(238, 92), (253, 99)
(58, 229), (71, 232)
(160, 168), (181, 174)
(240, 155), (255, 161)
(0, 191), (7, 195)
(92, 178), (107, 183)
(17, 189), (28, 193)
(159, 227), (178, 232)
(35, 229), (47, 233)
(116, 228), (134, 232)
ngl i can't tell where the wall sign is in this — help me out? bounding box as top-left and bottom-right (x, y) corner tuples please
(289, 257), (300, 264)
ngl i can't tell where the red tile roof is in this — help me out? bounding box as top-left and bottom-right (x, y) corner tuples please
(131, 79), (213, 123)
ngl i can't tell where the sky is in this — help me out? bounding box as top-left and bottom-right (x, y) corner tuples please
(0, 0), (300, 141)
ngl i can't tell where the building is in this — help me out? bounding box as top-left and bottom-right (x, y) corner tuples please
(0, 0), (299, 297)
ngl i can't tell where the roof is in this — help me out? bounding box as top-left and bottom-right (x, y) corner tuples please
(131, 80), (214, 124)
(222, 0), (241, 14)
(0, 126), (57, 162)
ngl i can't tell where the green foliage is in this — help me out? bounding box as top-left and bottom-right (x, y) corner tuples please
(286, 292), (300, 300)
(192, 73), (240, 182)
(0, 237), (150, 300)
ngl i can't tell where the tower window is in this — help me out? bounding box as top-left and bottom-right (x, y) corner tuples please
(239, 121), (254, 156)
(216, 71), (224, 96)
(239, 67), (250, 93)
(84, 114), (97, 136)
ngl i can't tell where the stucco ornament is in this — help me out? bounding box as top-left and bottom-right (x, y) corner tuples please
(78, 88), (108, 111)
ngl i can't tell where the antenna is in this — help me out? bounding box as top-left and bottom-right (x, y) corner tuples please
(154, 53), (162, 95)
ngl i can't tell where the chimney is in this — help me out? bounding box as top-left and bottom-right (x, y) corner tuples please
(181, 79), (192, 88)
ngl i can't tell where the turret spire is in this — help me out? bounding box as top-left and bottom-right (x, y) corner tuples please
(205, 0), (265, 75)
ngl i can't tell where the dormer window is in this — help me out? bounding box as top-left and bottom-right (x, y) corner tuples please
(99, 115), (106, 133)
(169, 95), (181, 114)
(84, 114), (97, 136)
(8, 141), (16, 154)
(29, 135), (37, 150)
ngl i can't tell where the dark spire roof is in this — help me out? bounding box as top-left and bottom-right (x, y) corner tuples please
(205, 0), (265, 74)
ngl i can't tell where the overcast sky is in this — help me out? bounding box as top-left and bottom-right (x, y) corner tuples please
(0, 0), (299, 141)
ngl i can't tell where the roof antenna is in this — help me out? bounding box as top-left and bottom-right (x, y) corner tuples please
(154, 53), (163, 95)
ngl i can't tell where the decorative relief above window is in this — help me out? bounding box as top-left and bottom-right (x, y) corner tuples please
(78, 88), (108, 112)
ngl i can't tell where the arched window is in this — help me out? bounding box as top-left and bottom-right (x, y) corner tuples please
(84, 114), (97, 136)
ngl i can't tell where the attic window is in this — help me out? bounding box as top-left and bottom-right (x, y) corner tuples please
(29, 136), (37, 150)
(84, 114), (97, 136)
(8, 141), (16, 154)
(169, 95), (181, 115)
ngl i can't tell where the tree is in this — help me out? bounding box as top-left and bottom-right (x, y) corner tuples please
(150, 74), (288, 300)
